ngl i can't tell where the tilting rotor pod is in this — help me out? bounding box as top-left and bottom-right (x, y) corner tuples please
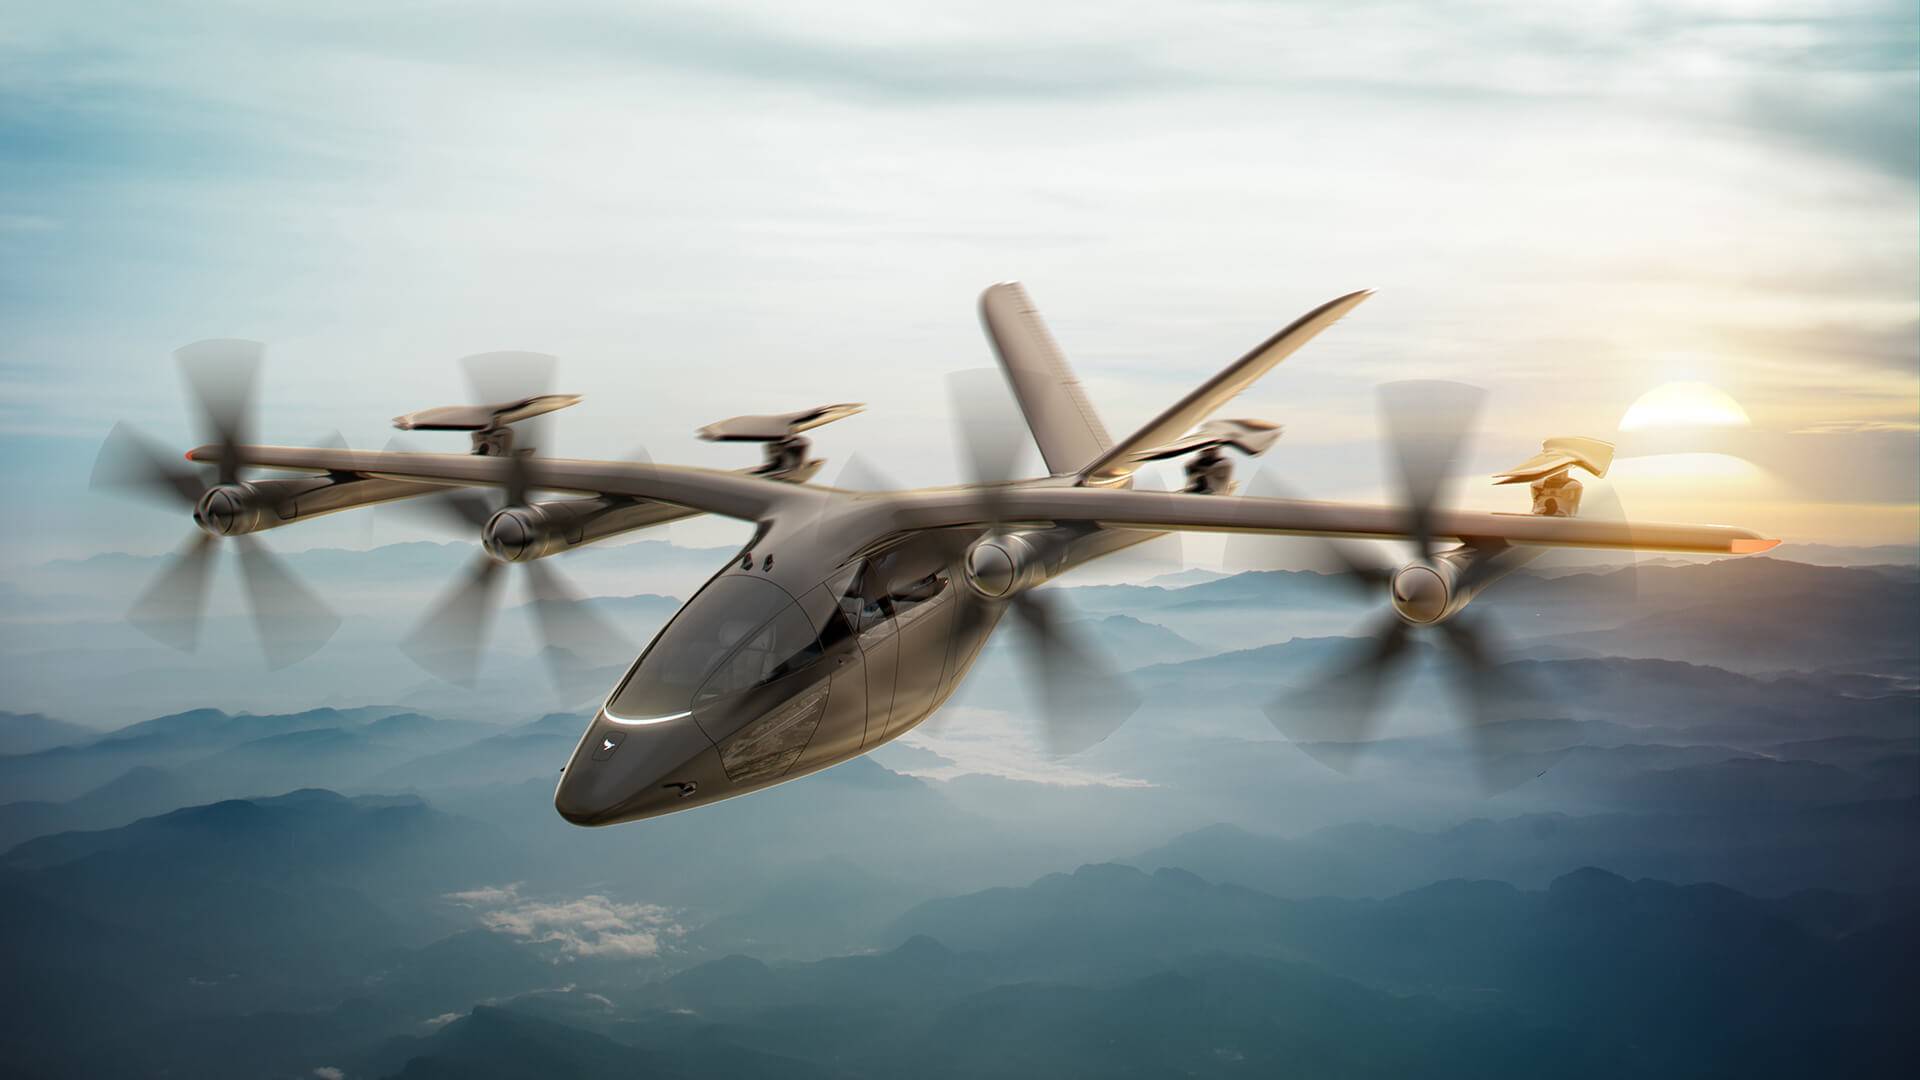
(945, 368), (1142, 757)
(1128, 417), (1283, 495)
(1239, 380), (1561, 792)
(698, 402), (865, 480)
(89, 340), (341, 668)
(394, 353), (630, 694)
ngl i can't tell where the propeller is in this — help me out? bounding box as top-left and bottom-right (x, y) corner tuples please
(90, 341), (341, 667)
(944, 369), (1143, 757)
(397, 353), (630, 693)
(1232, 380), (1560, 792)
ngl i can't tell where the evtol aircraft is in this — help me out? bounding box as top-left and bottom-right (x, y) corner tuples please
(93, 284), (1779, 826)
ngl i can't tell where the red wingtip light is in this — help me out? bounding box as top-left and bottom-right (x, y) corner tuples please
(1730, 538), (1781, 554)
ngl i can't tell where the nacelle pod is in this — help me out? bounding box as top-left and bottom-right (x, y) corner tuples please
(962, 529), (1071, 599)
(482, 498), (686, 563)
(1389, 545), (1546, 625)
(193, 476), (439, 537)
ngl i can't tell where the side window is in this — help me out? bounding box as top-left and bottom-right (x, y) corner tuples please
(830, 561), (894, 636)
(696, 605), (823, 703)
(889, 570), (948, 624)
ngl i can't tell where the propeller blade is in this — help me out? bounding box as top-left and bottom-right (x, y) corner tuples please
(127, 533), (219, 651)
(176, 339), (262, 486)
(524, 560), (631, 693)
(92, 422), (207, 511)
(462, 350), (558, 464)
(1222, 465), (1292, 573)
(1099, 470), (1186, 582)
(405, 489), (497, 534)
(1224, 465), (1391, 598)
(373, 435), (498, 537)
(832, 452), (900, 493)
(1524, 478), (1641, 610)
(504, 450), (533, 507)
(1005, 591), (1142, 757)
(1263, 610), (1414, 773)
(1377, 380), (1483, 560)
(402, 555), (505, 686)
(1436, 614), (1566, 793)
(234, 537), (342, 669)
(947, 368), (1030, 523)
(461, 350), (557, 412)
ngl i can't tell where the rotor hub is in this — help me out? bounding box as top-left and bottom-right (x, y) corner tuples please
(964, 531), (1048, 600)
(1390, 564), (1451, 624)
(483, 507), (538, 563)
(193, 484), (262, 537)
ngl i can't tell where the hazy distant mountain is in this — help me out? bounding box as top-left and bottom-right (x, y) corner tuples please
(1774, 542), (1919, 567)
(0, 764), (203, 851)
(361, 1004), (833, 1080)
(887, 861), (1916, 1075)
(366, 715), (585, 791)
(629, 934), (1603, 1078)
(0, 710), (98, 754)
(0, 705), (485, 805)
(1124, 639), (1918, 742)
(1129, 800), (1920, 899)
(976, 612), (1207, 670)
(0, 789), (521, 1074)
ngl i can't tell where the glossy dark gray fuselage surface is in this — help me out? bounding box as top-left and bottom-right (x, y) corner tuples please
(553, 492), (1153, 826)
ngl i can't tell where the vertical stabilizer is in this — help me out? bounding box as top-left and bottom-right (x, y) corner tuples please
(978, 283), (1114, 476)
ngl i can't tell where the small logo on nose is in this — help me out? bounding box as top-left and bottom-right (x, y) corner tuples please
(590, 730), (626, 761)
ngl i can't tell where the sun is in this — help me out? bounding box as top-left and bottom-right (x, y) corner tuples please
(1618, 381), (1751, 431)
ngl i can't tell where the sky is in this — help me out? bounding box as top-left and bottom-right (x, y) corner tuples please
(2, 0), (1915, 564)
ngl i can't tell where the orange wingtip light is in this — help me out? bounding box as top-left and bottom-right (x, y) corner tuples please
(1731, 538), (1781, 554)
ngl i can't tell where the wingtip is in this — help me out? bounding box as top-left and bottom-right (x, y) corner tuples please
(1731, 538), (1782, 554)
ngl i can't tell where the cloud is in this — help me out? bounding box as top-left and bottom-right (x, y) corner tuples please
(0, 0), (1911, 557)
(897, 706), (1154, 788)
(444, 884), (685, 958)
(443, 883), (523, 905)
(311, 1069), (345, 1080)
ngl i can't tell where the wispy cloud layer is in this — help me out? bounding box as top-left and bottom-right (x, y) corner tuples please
(0, 1), (1912, 553)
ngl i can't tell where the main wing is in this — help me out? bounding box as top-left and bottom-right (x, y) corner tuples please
(186, 444), (815, 524)
(884, 485), (1777, 554)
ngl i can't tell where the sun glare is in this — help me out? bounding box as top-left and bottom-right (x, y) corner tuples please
(1618, 382), (1751, 431)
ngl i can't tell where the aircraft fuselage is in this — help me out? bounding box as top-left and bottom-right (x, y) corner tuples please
(553, 513), (1150, 826)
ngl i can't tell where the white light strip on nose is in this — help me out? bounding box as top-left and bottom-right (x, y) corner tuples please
(602, 708), (692, 726)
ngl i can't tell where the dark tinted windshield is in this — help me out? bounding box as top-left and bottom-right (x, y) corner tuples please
(608, 575), (818, 718)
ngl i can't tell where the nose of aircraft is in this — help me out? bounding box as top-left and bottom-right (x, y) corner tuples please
(553, 710), (728, 826)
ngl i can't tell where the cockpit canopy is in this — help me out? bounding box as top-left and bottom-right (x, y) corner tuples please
(607, 575), (824, 719)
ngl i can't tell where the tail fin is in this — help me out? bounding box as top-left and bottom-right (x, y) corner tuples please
(978, 283), (1114, 477)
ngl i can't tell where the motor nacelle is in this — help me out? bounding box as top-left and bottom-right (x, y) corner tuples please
(193, 475), (446, 538)
(963, 530), (1070, 600)
(1390, 544), (1546, 625)
(193, 483), (276, 536)
(1390, 560), (1462, 625)
(482, 497), (684, 563)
